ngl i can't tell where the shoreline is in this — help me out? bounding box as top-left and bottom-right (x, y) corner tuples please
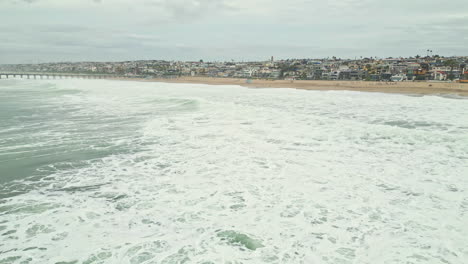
(112, 76), (468, 96)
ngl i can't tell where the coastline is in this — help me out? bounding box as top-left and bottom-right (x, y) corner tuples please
(110, 77), (468, 96)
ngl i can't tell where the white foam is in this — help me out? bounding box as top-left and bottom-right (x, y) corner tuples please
(1, 79), (467, 263)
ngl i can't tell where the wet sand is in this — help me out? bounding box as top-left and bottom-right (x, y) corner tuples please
(112, 77), (468, 96)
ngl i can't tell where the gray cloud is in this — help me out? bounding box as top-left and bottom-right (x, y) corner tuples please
(0, 0), (467, 63)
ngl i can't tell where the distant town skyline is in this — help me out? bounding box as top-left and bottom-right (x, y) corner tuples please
(1, 0), (467, 64)
(2, 55), (466, 82)
(1, 54), (466, 66)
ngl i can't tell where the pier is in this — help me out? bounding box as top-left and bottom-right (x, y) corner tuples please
(0, 73), (119, 80)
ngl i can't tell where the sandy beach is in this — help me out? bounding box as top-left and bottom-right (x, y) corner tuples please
(114, 77), (468, 96)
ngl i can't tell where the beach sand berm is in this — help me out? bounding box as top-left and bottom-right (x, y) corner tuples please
(113, 76), (468, 96)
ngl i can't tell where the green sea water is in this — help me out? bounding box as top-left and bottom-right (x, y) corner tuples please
(0, 80), (142, 197)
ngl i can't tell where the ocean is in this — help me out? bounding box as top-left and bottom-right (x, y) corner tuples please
(0, 79), (467, 263)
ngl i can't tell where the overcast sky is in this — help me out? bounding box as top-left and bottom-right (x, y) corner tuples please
(1, 0), (467, 63)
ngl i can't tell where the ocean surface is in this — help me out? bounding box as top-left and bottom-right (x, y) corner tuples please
(0, 79), (467, 264)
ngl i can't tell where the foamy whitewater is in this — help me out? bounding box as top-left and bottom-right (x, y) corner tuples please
(0, 79), (467, 264)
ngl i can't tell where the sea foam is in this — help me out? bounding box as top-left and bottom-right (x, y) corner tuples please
(0, 79), (467, 263)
